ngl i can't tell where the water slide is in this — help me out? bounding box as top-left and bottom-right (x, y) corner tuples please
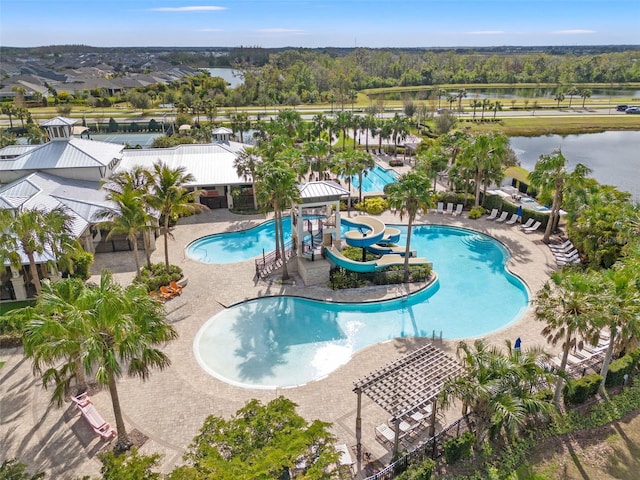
(324, 216), (430, 272)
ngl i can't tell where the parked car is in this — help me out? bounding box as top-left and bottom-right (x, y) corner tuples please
(625, 106), (640, 114)
(616, 104), (629, 112)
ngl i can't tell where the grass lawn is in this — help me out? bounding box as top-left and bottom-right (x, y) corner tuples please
(520, 409), (640, 480)
(0, 299), (36, 316)
(0, 361), (5, 369)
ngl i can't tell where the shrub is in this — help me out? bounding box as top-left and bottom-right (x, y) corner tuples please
(69, 250), (94, 280)
(605, 349), (640, 387)
(355, 197), (389, 215)
(468, 206), (485, 219)
(395, 458), (435, 479)
(563, 373), (603, 405)
(444, 431), (474, 464)
(139, 263), (183, 292)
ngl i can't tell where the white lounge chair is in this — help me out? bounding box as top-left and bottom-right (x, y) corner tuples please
(453, 204), (463, 216)
(520, 218), (535, 229)
(550, 241), (575, 253)
(495, 211), (509, 223)
(523, 220), (542, 233)
(375, 423), (396, 445)
(505, 213), (519, 225)
(445, 202), (454, 215)
(554, 248), (578, 261)
(486, 208), (499, 220)
(335, 444), (355, 473)
(557, 254), (580, 266)
(436, 202), (444, 214)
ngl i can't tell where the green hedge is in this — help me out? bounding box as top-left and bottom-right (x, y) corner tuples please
(563, 373), (603, 405)
(605, 348), (640, 387)
(395, 458), (435, 480)
(444, 431), (474, 464)
(139, 263), (183, 292)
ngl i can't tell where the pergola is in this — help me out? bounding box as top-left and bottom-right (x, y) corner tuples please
(353, 343), (464, 460)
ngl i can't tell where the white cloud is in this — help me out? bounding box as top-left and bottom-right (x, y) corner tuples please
(149, 6), (226, 12)
(468, 31), (505, 35)
(552, 29), (596, 35)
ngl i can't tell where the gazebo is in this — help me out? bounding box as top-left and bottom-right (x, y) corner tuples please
(353, 343), (464, 460)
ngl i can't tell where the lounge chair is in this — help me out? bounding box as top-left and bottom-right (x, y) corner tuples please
(436, 202), (444, 214)
(169, 281), (183, 295)
(453, 204), (463, 216)
(495, 211), (509, 223)
(335, 444), (355, 473)
(72, 393), (116, 440)
(554, 248), (578, 261)
(520, 218), (535, 229)
(505, 213), (519, 225)
(556, 254), (580, 266)
(523, 221), (542, 233)
(160, 285), (176, 300)
(375, 423), (396, 445)
(486, 208), (499, 220)
(445, 203), (454, 215)
(549, 240), (573, 252)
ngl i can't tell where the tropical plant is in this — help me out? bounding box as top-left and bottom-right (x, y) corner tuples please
(528, 150), (591, 243)
(18, 270), (178, 452)
(535, 270), (602, 406)
(458, 133), (509, 207)
(145, 161), (208, 270)
(386, 171), (435, 282)
(440, 339), (558, 454)
(172, 397), (337, 480)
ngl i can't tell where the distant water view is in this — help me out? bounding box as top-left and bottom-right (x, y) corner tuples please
(510, 131), (640, 202)
(202, 68), (243, 88)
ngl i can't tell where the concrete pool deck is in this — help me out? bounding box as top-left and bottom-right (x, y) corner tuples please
(0, 208), (561, 478)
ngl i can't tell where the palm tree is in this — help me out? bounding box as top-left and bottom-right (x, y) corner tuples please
(440, 339), (558, 454)
(580, 89), (592, 108)
(96, 184), (151, 282)
(566, 86), (579, 108)
(529, 150), (591, 243)
(330, 151), (360, 214)
(459, 133), (508, 207)
(145, 161), (208, 270)
(21, 270), (178, 452)
(335, 110), (353, 151)
(456, 88), (467, 113)
(554, 91), (565, 108)
(254, 159), (300, 281)
(535, 270), (602, 407)
(595, 267), (640, 394)
(360, 114), (377, 152)
(352, 150), (376, 203)
(386, 171), (434, 282)
(492, 101), (503, 119)
(389, 114), (409, 155)
(470, 99), (481, 119)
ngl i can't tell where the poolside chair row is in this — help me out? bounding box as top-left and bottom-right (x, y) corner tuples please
(375, 404), (434, 447)
(485, 209), (521, 225)
(436, 202), (463, 216)
(549, 332), (609, 372)
(548, 239), (581, 265)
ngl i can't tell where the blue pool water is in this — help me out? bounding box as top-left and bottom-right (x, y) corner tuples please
(194, 224), (529, 388)
(348, 165), (398, 193)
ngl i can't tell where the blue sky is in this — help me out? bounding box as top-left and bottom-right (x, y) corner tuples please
(2, 0), (638, 48)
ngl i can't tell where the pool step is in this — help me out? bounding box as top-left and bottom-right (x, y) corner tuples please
(461, 234), (495, 251)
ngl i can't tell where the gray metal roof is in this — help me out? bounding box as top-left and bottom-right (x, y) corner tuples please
(0, 137), (123, 171)
(40, 116), (77, 127)
(0, 144), (39, 158)
(118, 141), (250, 186)
(298, 181), (350, 201)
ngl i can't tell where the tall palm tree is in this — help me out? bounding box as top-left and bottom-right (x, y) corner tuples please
(96, 184), (152, 282)
(580, 89), (592, 108)
(254, 159), (300, 281)
(535, 270), (602, 407)
(146, 161), (208, 270)
(459, 133), (508, 207)
(529, 150), (591, 243)
(440, 339), (558, 454)
(352, 150), (376, 203)
(330, 151), (360, 214)
(21, 270), (178, 452)
(595, 267), (640, 394)
(334, 111), (353, 151)
(386, 171), (435, 282)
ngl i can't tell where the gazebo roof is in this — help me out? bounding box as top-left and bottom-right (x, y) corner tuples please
(354, 343), (464, 420)
(297, 181), (350, 202)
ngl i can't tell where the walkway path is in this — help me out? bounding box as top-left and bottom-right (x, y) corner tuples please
(0, 208), (559, 479)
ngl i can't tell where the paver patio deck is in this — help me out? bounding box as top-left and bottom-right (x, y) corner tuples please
(0, 208), (560, 479)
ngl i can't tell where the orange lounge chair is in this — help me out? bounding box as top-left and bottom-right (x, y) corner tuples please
(169, 281), (183, 295)
(160, 285), (176, 299)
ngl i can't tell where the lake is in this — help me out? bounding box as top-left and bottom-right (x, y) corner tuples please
(202, 68), (243, 88)
(509, 131), (640, 201)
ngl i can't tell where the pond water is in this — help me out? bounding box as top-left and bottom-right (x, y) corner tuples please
(202, 68), (244, 88)
(509, 131), (640, 201)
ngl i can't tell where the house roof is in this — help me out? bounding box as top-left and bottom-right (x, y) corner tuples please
(117, 141), (250, 187)
(0, 172), (111, 266)
(0, 137), (123, 172)
(40, 116), (77, 128)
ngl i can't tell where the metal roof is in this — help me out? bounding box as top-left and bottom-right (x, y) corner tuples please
(40, 116), (77, 127)
(298, 181), (350, 201)
(0, 144), (39, 158)
(0, 137), (123, 171)
(117, 142), (250, 186)
(354, 343), (464, 420)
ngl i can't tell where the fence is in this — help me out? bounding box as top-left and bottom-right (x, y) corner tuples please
(255, 241), (296, 279)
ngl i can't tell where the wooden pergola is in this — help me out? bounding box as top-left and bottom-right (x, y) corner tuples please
(353, 343), (464, 460)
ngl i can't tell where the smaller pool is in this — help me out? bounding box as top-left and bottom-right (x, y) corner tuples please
(349, 165), (398, 193)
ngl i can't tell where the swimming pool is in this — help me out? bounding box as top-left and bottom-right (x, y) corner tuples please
(348, 165), (398, 193)
(194, 224), (529, 388)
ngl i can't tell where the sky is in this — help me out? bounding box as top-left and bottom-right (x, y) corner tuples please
(1, 0), (638, 48)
